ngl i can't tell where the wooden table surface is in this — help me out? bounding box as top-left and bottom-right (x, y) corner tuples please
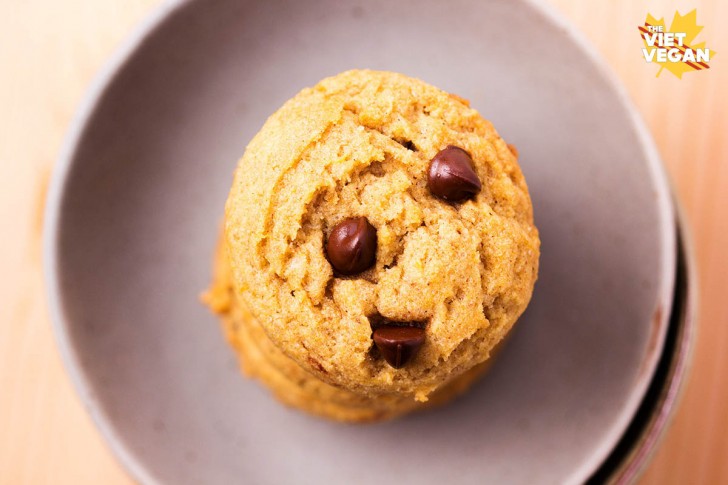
(1, 0), (726, 483)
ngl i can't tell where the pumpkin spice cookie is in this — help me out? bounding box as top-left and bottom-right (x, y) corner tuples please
(204, 69), (539, 421)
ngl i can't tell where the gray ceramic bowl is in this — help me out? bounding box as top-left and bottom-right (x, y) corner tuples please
(44, 0), (677, 483)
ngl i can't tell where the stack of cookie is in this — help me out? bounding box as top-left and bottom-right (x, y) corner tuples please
(204, 70), (539, 422)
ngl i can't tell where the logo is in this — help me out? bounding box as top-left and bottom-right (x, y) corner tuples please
(639, 9), (714, 78)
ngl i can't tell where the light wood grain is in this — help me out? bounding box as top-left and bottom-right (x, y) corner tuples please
(0, 1), (726, 483)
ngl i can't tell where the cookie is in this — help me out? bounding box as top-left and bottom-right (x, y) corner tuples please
(210, 69), (539, 412)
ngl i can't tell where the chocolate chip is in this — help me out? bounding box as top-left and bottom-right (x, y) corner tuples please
(325, 217), (377, 275)
(426, 145), (482, 202)
(372, 325), (425, 368)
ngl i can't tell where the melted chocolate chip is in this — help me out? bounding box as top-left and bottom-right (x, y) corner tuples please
(325, 217), (377, 275)
(426, 145), (482, 202)
(372, 325), (426, 368)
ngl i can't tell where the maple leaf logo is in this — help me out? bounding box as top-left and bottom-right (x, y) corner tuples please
(639, 9), (715, 78)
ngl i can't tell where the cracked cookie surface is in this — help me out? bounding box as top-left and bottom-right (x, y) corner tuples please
(222, 69), (539, 400)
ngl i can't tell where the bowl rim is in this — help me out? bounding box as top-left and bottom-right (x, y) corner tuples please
(43, 0), (677, 483)
(588, 200), (698, 484)
(491, 4), (679, 477)
(44, 2), (197, 483)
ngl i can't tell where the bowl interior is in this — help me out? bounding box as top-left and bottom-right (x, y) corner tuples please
(48, 0), (675, 483)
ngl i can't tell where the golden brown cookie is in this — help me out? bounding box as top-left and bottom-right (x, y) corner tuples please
(220, 69), (539, 401)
